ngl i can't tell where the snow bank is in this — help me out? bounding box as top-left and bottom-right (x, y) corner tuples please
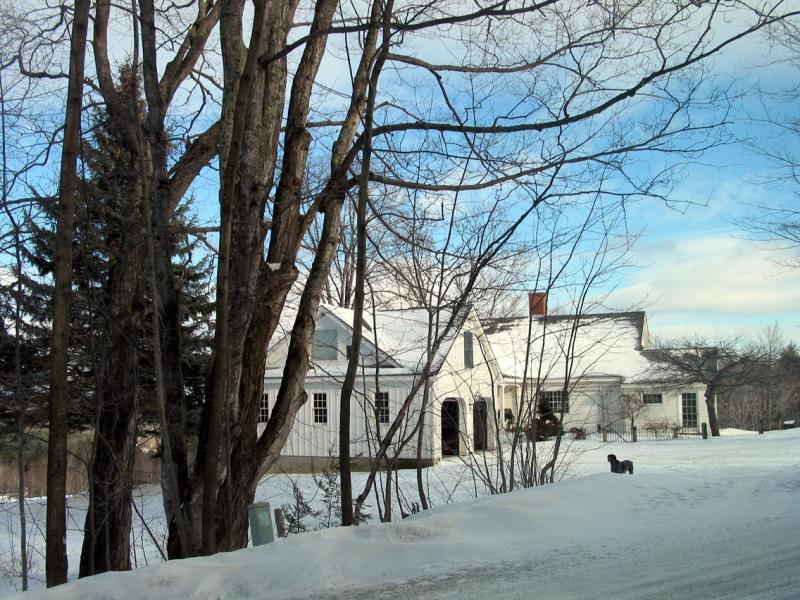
(7, 429), (800, 599)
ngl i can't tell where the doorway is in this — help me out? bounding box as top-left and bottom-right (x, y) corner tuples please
(473, 399), (487, 451)
(441, 399), (460, 456)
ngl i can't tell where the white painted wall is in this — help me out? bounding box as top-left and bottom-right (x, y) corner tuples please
(430, 313), (501, 456)
(260, 376), (436, 461)
(498, 380), (713, 435)
(262, 308), (502, 462)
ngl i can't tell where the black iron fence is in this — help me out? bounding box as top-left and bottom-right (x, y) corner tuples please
(564, 420), (764, 443)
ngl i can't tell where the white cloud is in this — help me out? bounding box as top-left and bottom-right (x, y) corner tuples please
(606, 234), (800, 338)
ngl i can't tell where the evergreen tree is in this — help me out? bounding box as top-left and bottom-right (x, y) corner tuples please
(21, 66), (213, 574)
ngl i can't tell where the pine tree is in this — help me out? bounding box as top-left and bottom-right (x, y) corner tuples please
(22, 66), (214, 575)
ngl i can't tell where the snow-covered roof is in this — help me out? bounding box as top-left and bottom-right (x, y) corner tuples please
(484, 312), (658, 384)
(323, 304), (467, 374)
(266, 303), (470, 377)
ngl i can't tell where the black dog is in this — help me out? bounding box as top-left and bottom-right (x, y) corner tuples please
(608, 454), (634, 474)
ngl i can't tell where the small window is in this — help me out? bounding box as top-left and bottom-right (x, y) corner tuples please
(376, 391), (389, 424)
(542, 390), (569, 414)
(312, 330), (338, 361)
(642, 393), (662, 404)
(464, 331), (474, 368)
(313, 392), (328, 424)
(259, 393), (269, 423)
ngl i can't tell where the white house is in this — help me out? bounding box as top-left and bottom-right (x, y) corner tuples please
(262, 295), (712, 471)
(262, 303), (502, 471)
(483, 293), (711, 436)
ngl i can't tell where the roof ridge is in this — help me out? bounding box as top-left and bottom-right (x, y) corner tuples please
(483, 310), (646, 322)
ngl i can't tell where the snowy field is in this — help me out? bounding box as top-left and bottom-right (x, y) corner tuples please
(2, 429), (799, 599)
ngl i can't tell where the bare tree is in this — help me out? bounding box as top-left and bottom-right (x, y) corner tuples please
(717, 333), (800, 431)
(7, 0), (798, 565)
(739, 17), (800, 266)
(618, 393), (646, 431)
(1, 71), (28, 595)
(648, 337), (762, 436)
(45, 0), (90, 586)
(209, 0), (797, 539)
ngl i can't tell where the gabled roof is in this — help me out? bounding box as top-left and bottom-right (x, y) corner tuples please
(323, 303), (470, 374)
(483, 312), (656, 383)
(266, 303), (472, 377)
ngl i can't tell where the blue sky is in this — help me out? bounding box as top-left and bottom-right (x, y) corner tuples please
(589, 17), (800, 342)
(244, 10), (800, 343)
(603, 112), (800, 341)
(6, 3), (798, 345)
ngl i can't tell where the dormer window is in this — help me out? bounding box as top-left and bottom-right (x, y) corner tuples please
(312, 329), (338, 361)
(463, 331), (474, 368)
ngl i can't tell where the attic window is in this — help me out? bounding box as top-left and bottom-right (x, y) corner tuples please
(464, 331), (474, 368)
(312, 330), (338, 361)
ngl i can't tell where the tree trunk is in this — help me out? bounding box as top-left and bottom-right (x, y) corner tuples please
(339, 47), (375, 524)
(189, 0), (343, 552)
(46, 0), (90, 586)
(213, 294), (284, 550)
(706, 384), (720, 437)
(383, 464), (392, 522)
(138, 0), (196, 559)
(79, 232), (148, 575)
(78, 369), (138, 575)
(199, 0), (297, 555)
(416, 320), (434, 511)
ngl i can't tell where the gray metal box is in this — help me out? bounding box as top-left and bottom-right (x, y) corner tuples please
(248, 501), (275, 546)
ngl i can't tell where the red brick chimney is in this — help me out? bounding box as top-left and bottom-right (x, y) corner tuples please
(528, 292), (547, 316)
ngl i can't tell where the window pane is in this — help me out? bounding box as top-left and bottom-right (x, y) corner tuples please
(313, 392), (328, 424)
(464, 331), (474, 368)
(681, 393), (698, 428)
(312, 330), (338, 361)
(259, 393), (269, 423)
(376, 391), (390, 424)
(643, 393), (662, 404)
(541, 390), (568, 414)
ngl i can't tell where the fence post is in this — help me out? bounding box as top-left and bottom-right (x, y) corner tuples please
(631, 425), (637, 443)
(701, 423), (708, 440)
(274, 507), (287, 538)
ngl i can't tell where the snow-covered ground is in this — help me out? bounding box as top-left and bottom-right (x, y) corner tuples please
(3, 429), (799, 599)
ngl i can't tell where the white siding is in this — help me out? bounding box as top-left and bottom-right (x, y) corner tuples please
(260, 377), (436, 461)
(431, 312), (501, 456)
(502, 381), (713, 434)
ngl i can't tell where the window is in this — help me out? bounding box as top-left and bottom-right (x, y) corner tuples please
(376, 391), (390, 424)
(463, 331), (474, 368)
(642, 393), (663, 404)
(681, 392), (698, 429)
(259, 393), (269, 423)
(542, 390), (569, 414)
(313, 392), (328, 424)
(312, 330), (338, 361)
